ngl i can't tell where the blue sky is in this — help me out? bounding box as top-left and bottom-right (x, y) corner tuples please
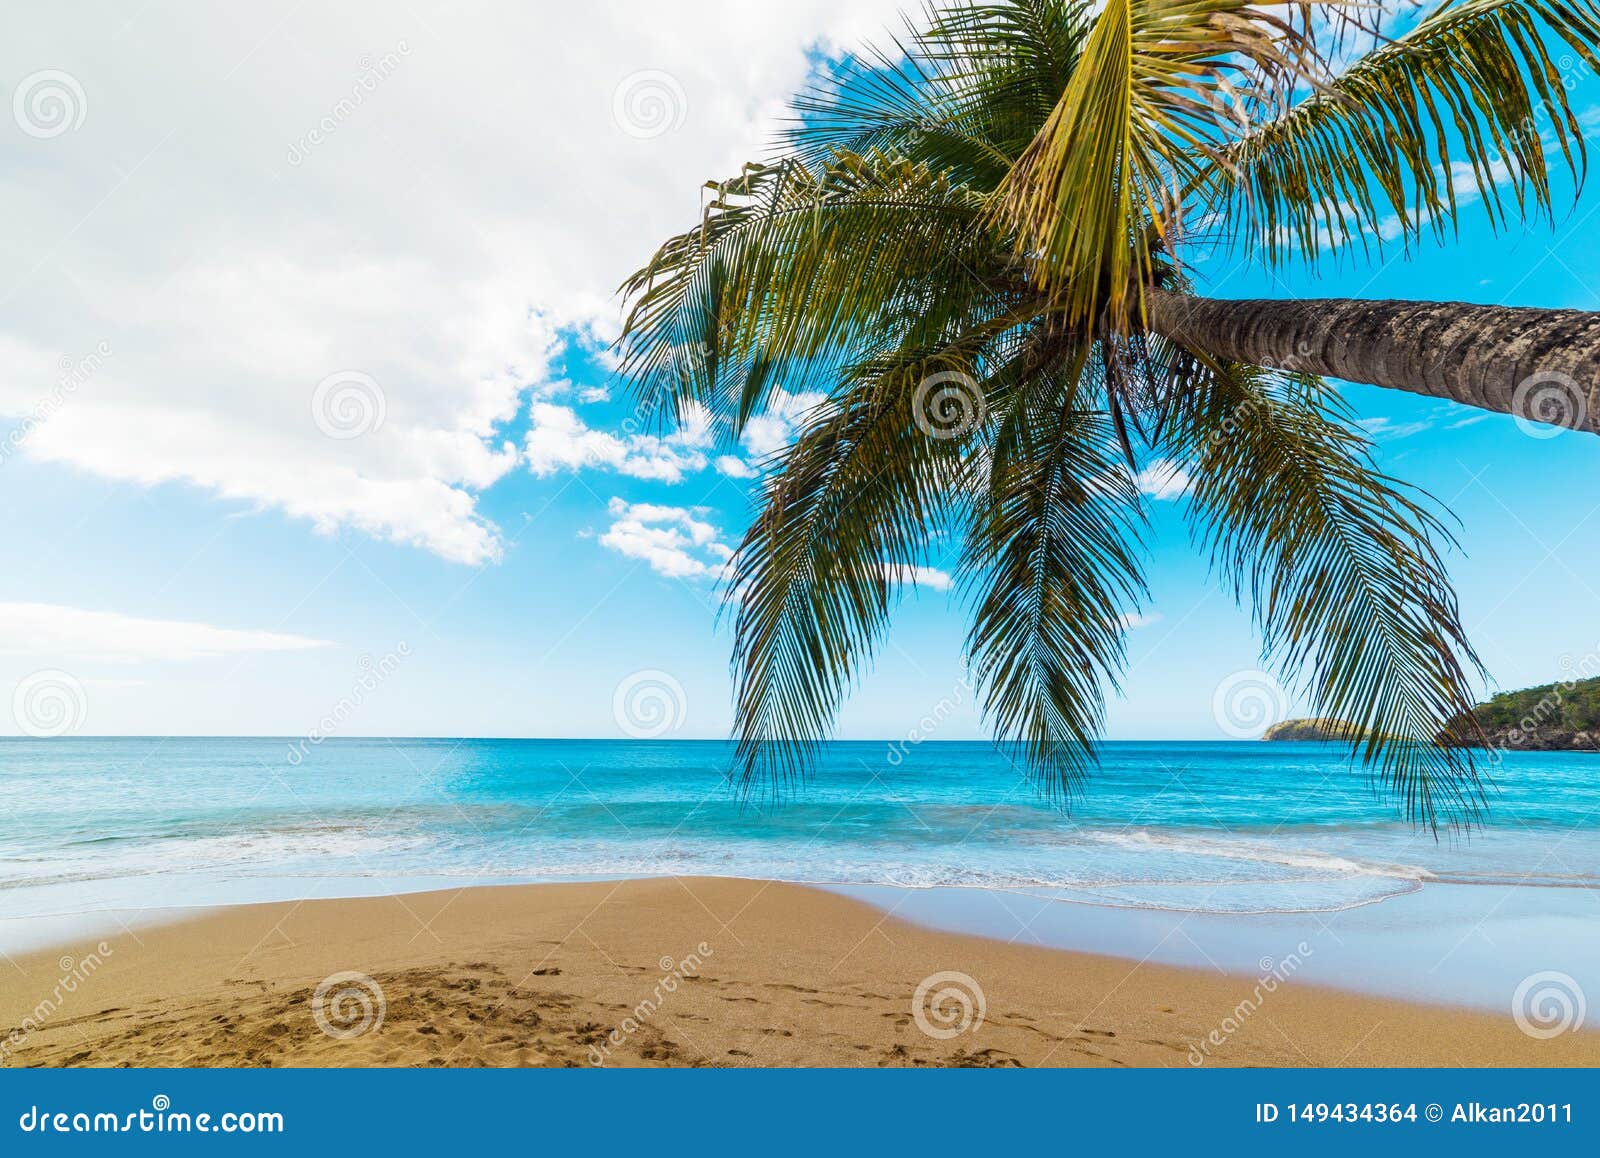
(3, 2), (1600, 743)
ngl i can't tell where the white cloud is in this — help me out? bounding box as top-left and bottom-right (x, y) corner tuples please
(597, 498), (734, 580)
(740, 388), (830, 459)
(1447, 157), (1517, 202)
(882, 563), (954, 592)
(1135, 460), (1192, 501)
(1117, 611), (1162, 631)
(0, 602), (329, 663)
(27, 399), (518, 563)
(525, 401), (713, 483)
(1360, 414), (1437, 442)
(529, 386), (826, 485)
(1373, 157), (1524, 245)
(706, 388), (832, 479)
(0, 1), (903, 563)
(577, 386), (611, 404)
(715, 454), (758, 479)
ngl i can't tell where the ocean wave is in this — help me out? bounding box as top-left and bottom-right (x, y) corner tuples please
(0, 828), (424, 893)
(1080, 828), (1437, 881)
(5, 816), (1599, 919)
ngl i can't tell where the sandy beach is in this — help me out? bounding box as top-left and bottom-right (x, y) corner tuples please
(4, 877), (1596, 1068)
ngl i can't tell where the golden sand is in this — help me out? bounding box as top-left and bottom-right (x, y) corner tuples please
(4, 878), (1595, 1067)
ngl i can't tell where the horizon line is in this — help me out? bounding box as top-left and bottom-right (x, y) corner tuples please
(0, 733), (1257, 743)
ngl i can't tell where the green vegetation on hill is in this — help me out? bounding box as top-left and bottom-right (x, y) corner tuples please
(1448, 673), (1600, 749)
(1265, 676), (1600, 750)
(1262, 718), (1368, 742)
(1469, 674), (1600, 729)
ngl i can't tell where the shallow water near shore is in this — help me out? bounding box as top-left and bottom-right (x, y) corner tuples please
(4, 737), (1597, 1009)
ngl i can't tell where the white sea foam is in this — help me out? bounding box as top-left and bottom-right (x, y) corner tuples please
(1081, 828), (1437, 882)
(3, 809), (1595, 922)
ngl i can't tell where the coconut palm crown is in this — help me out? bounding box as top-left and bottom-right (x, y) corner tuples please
(617, 0), (1600, 828)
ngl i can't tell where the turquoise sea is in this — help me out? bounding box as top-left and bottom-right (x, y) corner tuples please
(6, 735), (1599, 912)
(5, 737), (1598, 1009)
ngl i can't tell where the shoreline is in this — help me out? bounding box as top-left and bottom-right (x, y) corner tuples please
(4, 877), (1596, 1068)
(9, 864), (1599, 1016)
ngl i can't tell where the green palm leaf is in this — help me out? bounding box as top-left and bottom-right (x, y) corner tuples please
(611, 0), (1594, 825)
(618, 154), (1002, 435)
(1167, 365), (1489, 827)
(789, 0), (1094, 181)
(962, 354), (1149, 796)
(1214, 0), (1600, 263)
(992, 0), (1318, 325)
(727, 347), (990, 792)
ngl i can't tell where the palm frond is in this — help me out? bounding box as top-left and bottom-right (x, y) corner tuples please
(617, 153), (1007, 435)
(616, 0), (1514, 824)
(789, 0), (1095, 181)
(992, 0), (1321, 325)
(962, 353), (1149, 796)
(786, 34), (1016, 186)
(1215, 0), (1600, 263)
(1168, 365), (1489, 828)
(728, 348), (990, 793)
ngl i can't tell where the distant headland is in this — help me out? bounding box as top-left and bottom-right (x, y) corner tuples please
(1261, 718), (1370, 743)
(1263, 675), (1600, 751)
(1443, 673), (1600, 752)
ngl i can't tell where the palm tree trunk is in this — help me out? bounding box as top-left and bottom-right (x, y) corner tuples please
(1146, 288), (1600, 433)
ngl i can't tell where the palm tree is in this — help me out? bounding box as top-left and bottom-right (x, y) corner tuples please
(618, 0), (1600, 827)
